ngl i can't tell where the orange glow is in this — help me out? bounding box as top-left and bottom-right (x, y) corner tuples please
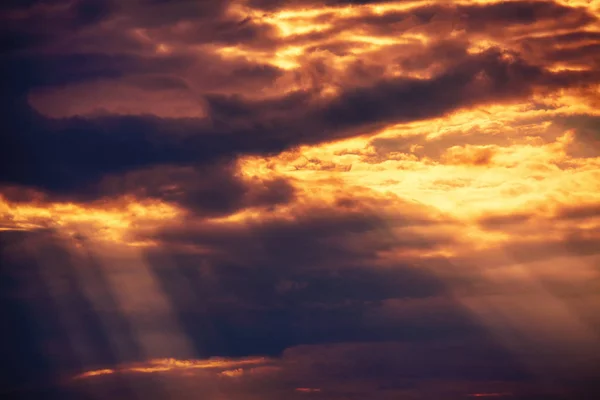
(72, 357), (269, 380)
(0, 195), (181, 245)
(73, 369), (115, 380)
(237, 101), (600, 220)
(219, 368), (244, 377)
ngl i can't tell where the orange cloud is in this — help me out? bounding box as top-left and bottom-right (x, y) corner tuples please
(72, 356), (269, 381)
(0, 194), (180, 245)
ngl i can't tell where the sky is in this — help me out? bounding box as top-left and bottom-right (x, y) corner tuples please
(1, 0), (600, 399)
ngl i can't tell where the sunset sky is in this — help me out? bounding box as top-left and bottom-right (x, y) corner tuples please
(1, 0), (600, 399)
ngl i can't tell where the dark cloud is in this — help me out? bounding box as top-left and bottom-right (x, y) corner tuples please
(160, 16), (277, 47)
(1, 52), (196, 95)
(544, 43), (600, 67)
(129, 197), (462, 357)
(6, 332), (600, 400)
(0, 207), (463, 394)
(5, 47), (591, 198)
(72, 0), (114, 26)
(0, 0), (39, 11)
(119, 0), (230, 28)
(246, 0), (401, 10)
(125, 74), (191, 91)
(394, 40), (470, 73)
(459, 1), (596, 31)
(0, 0), (118, 55)
(150, 197), (452, 263)
(556, 203), (600, 220)
(311, 50), (572, 130)
(518, 30), (600, 51)
(92, 162), (296, 215)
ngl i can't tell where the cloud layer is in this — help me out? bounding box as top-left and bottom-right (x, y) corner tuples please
(1, 0), (600, 399)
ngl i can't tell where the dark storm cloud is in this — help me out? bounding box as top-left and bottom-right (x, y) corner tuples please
(3, 0), (600, 202)
(9, 336), (528, 400)
(125, 74), (191, 91)
(0, 0), (117, 54)
(540, 42), (600, 69)
(151, 197), (453, 265)
(459, 0), (596, 31)
(311, 50), (545, 131)
(127, 198), (459, 356)
(0, 207), (467, 392)
(93, 162), (296, 215)
(13, 336), (600, 400)
(0, 52), (195, 95)
(0, 211), (595, 397)
(0, 0), (268, 58)
(5, 47), (591, 197)
(157, 16), (277, 47)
